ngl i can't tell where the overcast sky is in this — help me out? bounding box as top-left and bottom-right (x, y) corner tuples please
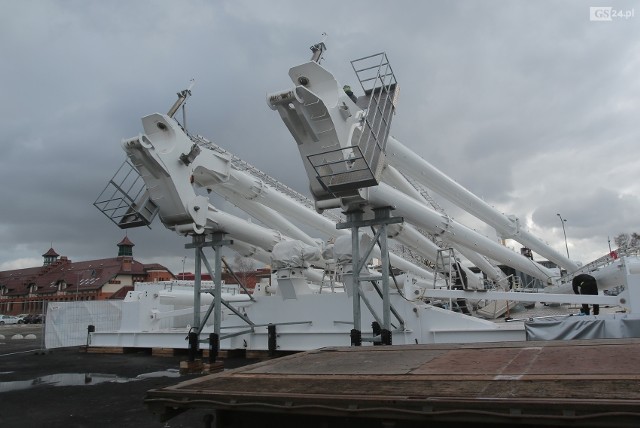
(1, 1), (638, 275)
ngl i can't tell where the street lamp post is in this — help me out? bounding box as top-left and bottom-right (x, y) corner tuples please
(557, 213), (570, 259)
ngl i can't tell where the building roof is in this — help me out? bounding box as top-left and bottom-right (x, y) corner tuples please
(0, 254), (170, 298)
(108, 286), (134, 300)
(117, 236), (135, 247)
(42, 247), (59, 257)
(143, 263), (171, 271)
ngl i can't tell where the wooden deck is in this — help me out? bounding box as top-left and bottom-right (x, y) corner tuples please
(145, 339), (640, 427)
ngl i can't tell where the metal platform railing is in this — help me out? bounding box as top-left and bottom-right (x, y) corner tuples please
(351, 52), (398, 169)
(93, 159), (158, 229)
(307, 144), (378, 193)
(563, 247), (639, 281)
(305, 53), (399, 195)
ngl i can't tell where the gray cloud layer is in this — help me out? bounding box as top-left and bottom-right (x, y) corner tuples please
(1, 1), (638, 273)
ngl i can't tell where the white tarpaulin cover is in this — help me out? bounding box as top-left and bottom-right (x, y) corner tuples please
(332, 233), (372, 264)
(525, 313), (640, 340)
(271, 240), (322, 269)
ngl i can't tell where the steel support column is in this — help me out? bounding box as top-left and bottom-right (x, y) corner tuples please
(192, 235), (205, 333)
(376, 208), (392, 342)
(209, 232), (232, 338)
(350, 211), (363, 337)
(185, 232), (233, 349)
(338, 207), (403, 346)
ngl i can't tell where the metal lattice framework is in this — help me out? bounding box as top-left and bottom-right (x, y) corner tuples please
(191, 134), (344, 225)
(93, 159), (158, 229)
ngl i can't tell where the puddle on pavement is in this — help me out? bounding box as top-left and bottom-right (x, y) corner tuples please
(0, 369), (180, 393)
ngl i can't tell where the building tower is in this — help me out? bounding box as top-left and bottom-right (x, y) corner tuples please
(42, 247), (59, 266)
(117, 236), (134, 257)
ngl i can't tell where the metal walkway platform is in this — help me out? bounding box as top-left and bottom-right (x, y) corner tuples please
(145, 339), (640, 427)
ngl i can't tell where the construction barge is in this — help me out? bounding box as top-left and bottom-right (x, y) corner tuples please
(145, 338), (640, 427)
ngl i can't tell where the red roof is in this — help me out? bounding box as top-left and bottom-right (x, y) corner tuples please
(108, 286), (134, 299)
(117, 236), (135, 247)
(0, 256), (170, 297)
(42, 247), (59, 257)
(143, 263), (172, 272)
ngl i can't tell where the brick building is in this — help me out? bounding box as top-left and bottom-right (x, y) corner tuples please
(0, 236), (174, 315)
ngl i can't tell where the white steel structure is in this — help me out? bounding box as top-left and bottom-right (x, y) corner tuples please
(86, 43), (640, 352)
